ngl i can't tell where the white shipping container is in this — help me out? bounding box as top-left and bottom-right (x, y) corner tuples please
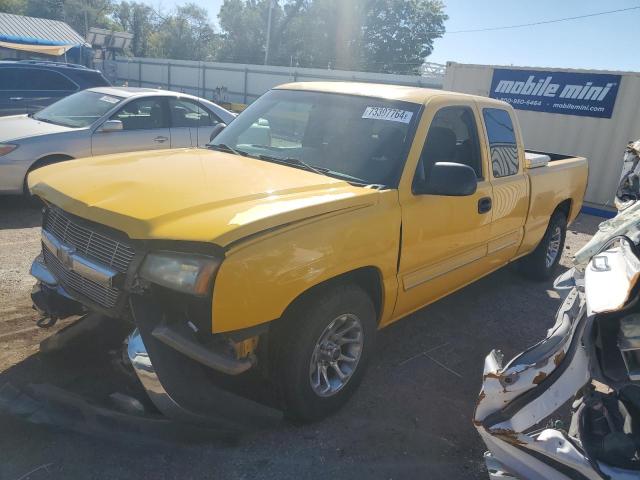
(444, 62), (640, 211)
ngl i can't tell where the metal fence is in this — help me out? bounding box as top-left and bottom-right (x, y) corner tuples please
(104, 56), (444, 105)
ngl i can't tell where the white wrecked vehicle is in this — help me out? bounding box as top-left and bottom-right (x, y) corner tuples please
(475, 140), (640, 479)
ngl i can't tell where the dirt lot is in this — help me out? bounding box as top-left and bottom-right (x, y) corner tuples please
(0, 195), (602, 480)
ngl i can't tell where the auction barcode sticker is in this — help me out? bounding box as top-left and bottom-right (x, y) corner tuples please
(362, 106), (413, 124)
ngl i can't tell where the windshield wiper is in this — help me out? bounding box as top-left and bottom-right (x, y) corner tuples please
(322, 170), (381, 187)
(256, 154), (329, 177)
(257, 154), (385, 188)
(208, 143), (249, 157)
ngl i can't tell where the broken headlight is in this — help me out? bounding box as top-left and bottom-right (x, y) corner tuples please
(139, 251), (221, 296)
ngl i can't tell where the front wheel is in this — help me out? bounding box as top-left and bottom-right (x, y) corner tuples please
(520, 210), (567, 281)
(272, 283), (377, 422)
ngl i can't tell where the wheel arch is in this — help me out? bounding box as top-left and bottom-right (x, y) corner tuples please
(554, 198), (572, 221)
(280, 266), (385, 326)
(24, 153), (74, 194)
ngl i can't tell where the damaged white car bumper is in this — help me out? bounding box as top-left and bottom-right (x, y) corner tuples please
(476, 240), (640, 478)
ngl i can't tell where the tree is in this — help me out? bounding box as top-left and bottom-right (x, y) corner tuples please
(216, 0), (447, 73)
(114, 1), (156, 57)
(151, 3), (218, 61)
(26, 0), (64, 20)
(361, 0), (447, 74)
(0, 0), (26, 14)
(217, 0), (271, 64)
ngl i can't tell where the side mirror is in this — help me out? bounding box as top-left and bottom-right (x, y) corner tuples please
(99, 119), (123, 132)
(209, 123), (227, 141)
(415, 162), (477, 196)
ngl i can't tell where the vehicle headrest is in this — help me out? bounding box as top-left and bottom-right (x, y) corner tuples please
(424, 126), (456, 162)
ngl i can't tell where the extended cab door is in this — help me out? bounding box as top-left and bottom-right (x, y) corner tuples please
(92, 96), (171, 155)
(393, 99), (494, 319)
(479, 106), (528, 268)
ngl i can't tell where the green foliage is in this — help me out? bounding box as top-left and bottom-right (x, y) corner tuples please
(25, 0), (63, 20)
(0, 0), (26, 14)
(217, 0), (447, 73)
(0, 0), (447, 73)
(150, 3), (219, 60)
(216, 0), (267, 64)
(114, 1), (155, 56)
(361, 0), (446, 73)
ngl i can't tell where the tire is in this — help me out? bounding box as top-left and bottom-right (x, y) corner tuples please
(520, 210), (567, 281)
(272, 283), (377, 422)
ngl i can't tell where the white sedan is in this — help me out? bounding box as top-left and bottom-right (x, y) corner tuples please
(0, 87), (236, 196)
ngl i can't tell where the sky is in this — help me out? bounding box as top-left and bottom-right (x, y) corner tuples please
(154, 0), (640, 72)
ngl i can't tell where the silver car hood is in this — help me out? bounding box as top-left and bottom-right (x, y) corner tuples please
(0, 115), (74, 142)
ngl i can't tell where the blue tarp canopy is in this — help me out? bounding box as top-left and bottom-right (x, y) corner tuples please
(0, 12), (89, 48)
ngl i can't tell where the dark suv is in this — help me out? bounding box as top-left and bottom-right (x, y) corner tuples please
(0, 60), (111, 116)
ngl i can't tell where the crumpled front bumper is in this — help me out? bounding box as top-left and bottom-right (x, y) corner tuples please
(26, 257), (282, 434)
(127, 295), (282, 432)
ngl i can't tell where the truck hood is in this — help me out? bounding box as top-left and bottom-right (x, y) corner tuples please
(0, 115), (74, 142)
(28, 148), (379, 246)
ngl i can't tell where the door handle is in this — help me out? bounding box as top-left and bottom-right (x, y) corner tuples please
(9, 97), (23, 101)
(153, 136), (168, 143)
(478, 197), (492, 214)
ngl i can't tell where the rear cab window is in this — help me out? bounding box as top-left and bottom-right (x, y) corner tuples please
(483, 108), (519, 178)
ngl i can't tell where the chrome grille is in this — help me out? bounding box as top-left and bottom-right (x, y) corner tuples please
(44, 206), (135, 273)
(43, 247), (120, 308)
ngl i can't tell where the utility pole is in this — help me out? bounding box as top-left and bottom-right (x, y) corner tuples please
(264, 0), (275, 65)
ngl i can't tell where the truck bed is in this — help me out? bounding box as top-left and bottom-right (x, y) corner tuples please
(517, 153), (588, 257)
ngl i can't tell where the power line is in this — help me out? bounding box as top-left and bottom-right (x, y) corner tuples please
(446, 6), (640, 34)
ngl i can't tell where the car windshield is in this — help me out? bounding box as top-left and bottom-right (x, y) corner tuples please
(209, 89), (421, 187)
(33, 90), (124, 128)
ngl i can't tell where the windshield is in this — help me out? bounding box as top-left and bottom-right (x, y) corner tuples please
(209, 89), (421, 187)
(33, 90), (124, 128)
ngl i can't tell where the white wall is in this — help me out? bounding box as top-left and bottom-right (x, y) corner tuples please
(444, 62), (640, 209)
(110, 56), (443, 105)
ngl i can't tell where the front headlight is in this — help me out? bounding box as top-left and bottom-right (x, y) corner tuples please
(139, 251), (221, 296)
(0, 144), (18, 156)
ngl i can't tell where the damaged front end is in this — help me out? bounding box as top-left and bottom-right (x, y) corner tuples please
(19, 204), (282, 435)
(476, 141), (640, 479)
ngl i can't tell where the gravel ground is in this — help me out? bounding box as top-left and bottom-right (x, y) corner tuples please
(0, 196), (602, 480)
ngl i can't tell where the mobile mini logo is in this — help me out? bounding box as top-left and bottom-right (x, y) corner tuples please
(489, 69), (621, 118)
(494, 75), (616, 102)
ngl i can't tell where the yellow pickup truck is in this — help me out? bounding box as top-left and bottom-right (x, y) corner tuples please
(28, 82), (588, 425)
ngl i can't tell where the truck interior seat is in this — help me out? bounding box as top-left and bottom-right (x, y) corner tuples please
(419, 126), (457, 179)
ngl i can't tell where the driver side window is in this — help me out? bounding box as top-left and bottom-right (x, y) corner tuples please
(414, 106), (482, 187)
(111, 97), (167, 131)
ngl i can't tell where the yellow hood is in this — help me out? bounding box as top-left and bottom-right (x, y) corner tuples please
(28, 148), (379, 246)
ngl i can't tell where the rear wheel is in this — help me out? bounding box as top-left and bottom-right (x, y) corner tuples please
(520, 210), (567, 281)
(272, 283), (376, 422)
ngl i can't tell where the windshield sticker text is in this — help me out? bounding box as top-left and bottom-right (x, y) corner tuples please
(362, 107), (413, 124)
